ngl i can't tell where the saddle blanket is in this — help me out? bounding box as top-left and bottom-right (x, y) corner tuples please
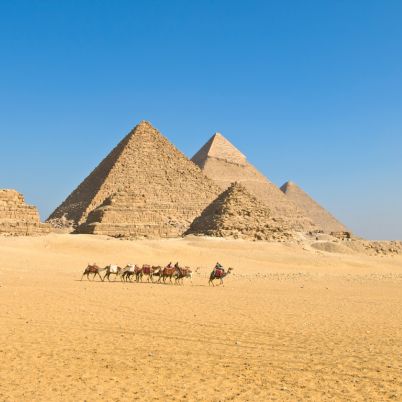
(215, 269), (224, 277)
(109, 264), (118, 273)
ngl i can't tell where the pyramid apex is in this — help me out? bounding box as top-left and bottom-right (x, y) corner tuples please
(192, 131), (247, 166)
(135, 120), (154, 129)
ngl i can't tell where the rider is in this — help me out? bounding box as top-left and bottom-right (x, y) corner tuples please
(214, 262), (224, 275)
(167, 262), (172, 268)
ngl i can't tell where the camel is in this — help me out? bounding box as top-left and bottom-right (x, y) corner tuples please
(160, 264), (178, 284)
(150, 266), (163, 282)
(138, 264), (155, 282)
(103, 264), (123, 281)
(174, 266), (193, 285)
(121, 264), (140, 282)
(80, 264), (106, 281)
(209, 267), (233, 286)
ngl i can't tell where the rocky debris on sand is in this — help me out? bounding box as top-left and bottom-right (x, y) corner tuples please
(346, 240), (402, 256)
(47, 214), (75, 231)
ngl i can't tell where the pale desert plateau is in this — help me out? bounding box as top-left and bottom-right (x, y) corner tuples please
(0, 234), (401, 401)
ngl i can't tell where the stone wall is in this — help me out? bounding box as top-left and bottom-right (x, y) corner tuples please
(0, 189), (49, 235)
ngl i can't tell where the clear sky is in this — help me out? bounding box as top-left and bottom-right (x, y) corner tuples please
(1, 1), (401, 240)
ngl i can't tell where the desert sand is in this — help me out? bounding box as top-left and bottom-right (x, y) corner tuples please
(0, 234), (401, 401)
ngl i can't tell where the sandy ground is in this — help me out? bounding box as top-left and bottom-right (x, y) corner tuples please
(0, 234), (401, 401)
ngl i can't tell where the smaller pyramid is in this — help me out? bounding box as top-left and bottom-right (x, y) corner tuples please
(0, 189), (49, 235)
(186, 182), (294, 241)
(280, 181), (347, 233)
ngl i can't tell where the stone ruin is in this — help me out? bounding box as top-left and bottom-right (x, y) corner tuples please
(49, 121), (221, 238)
(0, 189), (49, 236)
(186, 182), (294, 241)
(280, 181), (347, 233)
(191, 133), (317, 232)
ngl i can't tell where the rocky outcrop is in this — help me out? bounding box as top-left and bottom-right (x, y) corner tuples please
(280, 181), (347, 233)
(186, 182), (294, 241)
(192, 133), (316, 232)
(0, 189), (49, 235)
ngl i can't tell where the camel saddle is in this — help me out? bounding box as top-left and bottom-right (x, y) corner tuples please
(214, 268), (224, 278)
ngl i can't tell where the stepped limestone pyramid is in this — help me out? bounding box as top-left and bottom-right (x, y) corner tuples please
(192, 133), (316, 231)
(187, 182), (294, 241)
(0, 189), (50, 235)
(48, 120), (220, 238)
(280, 181), (347, 233)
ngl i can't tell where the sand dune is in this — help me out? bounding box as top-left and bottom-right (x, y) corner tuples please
(0, 234), (401, 401)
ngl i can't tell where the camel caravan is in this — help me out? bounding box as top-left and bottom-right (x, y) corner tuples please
(81, 262), (233, 286)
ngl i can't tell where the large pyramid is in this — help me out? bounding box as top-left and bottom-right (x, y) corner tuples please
(280, 181), (347, 233)
(48, 121), (220, 237)
(0, 189), (49, 235)
(186, 182), (294, 241)
(191, 133), (316, 231)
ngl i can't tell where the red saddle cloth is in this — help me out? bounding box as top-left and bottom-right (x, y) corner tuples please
(214, 268), (224, 278)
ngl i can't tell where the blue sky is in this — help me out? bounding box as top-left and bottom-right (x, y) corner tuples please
(1, 0), (401, 239)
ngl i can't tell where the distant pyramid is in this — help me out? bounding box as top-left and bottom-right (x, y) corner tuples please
(0, 189), (49, 235)
(280, 181), (347, 233)
(192, 133), (316, 231)
(186, 182), (293, 241)
(192, 132), (247, 166)
(48, 121), (220, 237)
